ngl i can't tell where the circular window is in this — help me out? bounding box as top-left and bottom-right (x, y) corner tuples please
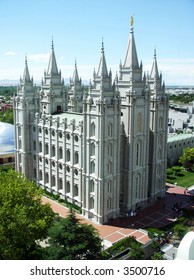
(59, 131), (62, 138)
(66, 166), (70, 172)
(39, 127), (42, 133)
(74, 135), (79, 142)
(45, 158), (48, 165)
(52, 130), (55, 137)
(52, 161), (55, 167)
(74, 169), (78, 175)
(45, 128), (48, 135)
(59, 163), (62, 170)
(66, 133), (70, 140)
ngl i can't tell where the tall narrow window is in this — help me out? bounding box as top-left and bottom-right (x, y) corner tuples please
(137, 112), (142, 133)
(59, 147), (63, 159)
(66, 181), (70, 193)
(107, 143), (112, 156)
(52, 145), (55, 157)
(90, 122), (95, 137)
(91, 142), (95, 156)
(74, 151), (79, 164)
(66, 149), (71, 161)
(108, 123), (113, 137)
(39, 141), (42, 153)
(91, 161), (95, 173)
(136, 141), (141, 166)
(107, 198), (112, 210)
(73, 184), (78, 197)
(45, 143), (49, 154)
(59, 178), (63, 190)
(90, 197), (94, 209)
(90, 180), (94, 192)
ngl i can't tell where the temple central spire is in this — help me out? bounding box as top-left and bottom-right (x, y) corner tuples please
(47, 39), (58, 75)
(123, 18), (139, 68)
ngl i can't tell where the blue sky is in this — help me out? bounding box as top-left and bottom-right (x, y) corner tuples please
(0, 0), (194, 85)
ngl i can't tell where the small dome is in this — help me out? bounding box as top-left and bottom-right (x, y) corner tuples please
(176, 231), (194, 260)
(0, 122), (15, 155)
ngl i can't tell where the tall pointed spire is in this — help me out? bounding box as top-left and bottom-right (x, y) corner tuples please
(97, 40), (108, 77)
(123, 19), (139, 68)
(72, 60), (79, 82)
(23, 55), (31, 82)
(47, 39), (58, 75)
(150, 48), (159, 79)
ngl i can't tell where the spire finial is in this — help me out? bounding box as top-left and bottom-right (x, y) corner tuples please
(154, 46), (157, 58)
(130, 15), (134, 27)
(25, 53), (27, 64)
(51, 36), (54, 50)
(101, 37), (104, 53)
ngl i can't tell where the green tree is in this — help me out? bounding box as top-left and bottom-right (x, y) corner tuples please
(0, 109), (14, 124)
(128, 238), (144, 260)
(151, 252), (165, 260)
(44, 211), (102, 260)
(179, 147), (194, 171)
(0, 170), (55, 259)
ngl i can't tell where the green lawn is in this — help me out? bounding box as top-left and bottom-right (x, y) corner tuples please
(166, 169), (194, 188)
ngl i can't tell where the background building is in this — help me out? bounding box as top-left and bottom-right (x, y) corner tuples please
(0, 122), (15, 165)
(13, 22), (169, 224)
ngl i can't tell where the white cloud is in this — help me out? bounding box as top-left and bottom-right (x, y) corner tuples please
(5, 51), (17, 56)
(28, 53), (50, 62)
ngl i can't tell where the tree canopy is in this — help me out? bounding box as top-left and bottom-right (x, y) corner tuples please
(44, 211), (102, 260)
(179, 147), (194, 171)
(0, 170), (55, 259)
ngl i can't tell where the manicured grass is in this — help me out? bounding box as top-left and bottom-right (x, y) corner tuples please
(166, 169), (194, 188)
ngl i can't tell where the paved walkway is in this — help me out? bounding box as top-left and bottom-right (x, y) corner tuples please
(42, 185), (194, 248)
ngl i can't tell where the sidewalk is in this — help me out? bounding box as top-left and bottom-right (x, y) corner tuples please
(42, 185), (193, 248)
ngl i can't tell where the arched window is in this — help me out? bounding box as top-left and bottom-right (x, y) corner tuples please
(66, 149), (71, 161)
(91, 161), (95, 173)
(108, 123), (113, 137)
(39, 141), (42, 153)
(137, 112), (142, 133)
(59, 147), (63, 159)
(18, 126), (21, 136)
(39, 170), (42, 181)
(45, 173), (49, 184)
(107, 143), (112, 156)
(33, 141), (36, 151)
(159, 117), (163, 129)
(91, 142), (95, 156)
(107, 161), (112, 174)
(136, 141), (142, 166)
(45, 143), (49, 154)
(90, 122), (95, 137)
(59, 178), (63, 190)
(73, 184), (79, 197)
(66, 181), (70, 193)
(90, 180), (95, 193)
(74, 151), (79, 164)
(52, 145), (55, 157)
(51, 175), (55, 187)
(90, 197), (94, 209)
(19, 139), (22, 149)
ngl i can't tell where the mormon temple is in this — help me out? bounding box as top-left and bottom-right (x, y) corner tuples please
(13, 20), (169, 224)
